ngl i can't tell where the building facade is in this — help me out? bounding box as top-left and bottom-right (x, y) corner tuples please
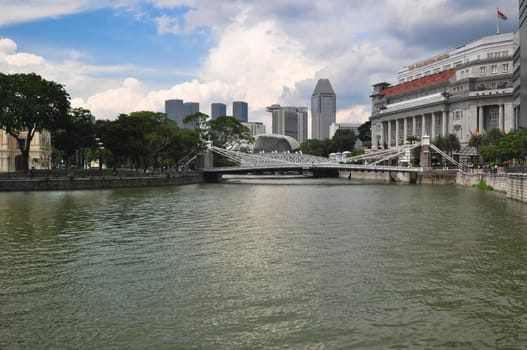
(518, 0), (527, 127)
(232, 101), (248, 123)
(165, 99), (199, 129)
(267, 104), (308, 143)
(165, 99), (185, 127)
(242, 121), (266, 137)
(311, 79), (336, 140)
(211, 103), (227, 120)
(0, 130), (51, 172)
(370, 33), (518, 153)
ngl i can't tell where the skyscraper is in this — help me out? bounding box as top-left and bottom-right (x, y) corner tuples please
(165, 99), (185, 127)
(165, 100), (199, 129)
(211, 103), (227, 120)
(183, 102), (199, 119)
(311, 79), (336, 140)
(232, 101), (248, 122)
(267, 104), (308, 143)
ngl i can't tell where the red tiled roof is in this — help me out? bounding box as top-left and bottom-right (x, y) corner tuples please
(381, 69), (455, 97)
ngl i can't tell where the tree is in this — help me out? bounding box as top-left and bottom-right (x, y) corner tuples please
(300, 139), (331, 157)
(52, 108), (95, 168)
(183, 112), (210, 147)
(357, 120), (371, 144)
(329, 129), (357, 153)
(0, 73), (70, 173)
(208, 115), (253, 148)
(433, 134), (460, 156)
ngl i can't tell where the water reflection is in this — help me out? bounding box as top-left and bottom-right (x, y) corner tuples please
(1, 182), (526, 349)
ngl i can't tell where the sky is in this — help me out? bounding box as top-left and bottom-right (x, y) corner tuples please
(0, 0), (519, 133)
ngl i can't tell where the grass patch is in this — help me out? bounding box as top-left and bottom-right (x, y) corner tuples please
(473, 181), (494, 190)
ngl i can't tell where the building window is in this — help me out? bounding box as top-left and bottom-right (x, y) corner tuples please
(480, 66), (486, 75)
(491, 64), (497, 73)
(454, 61), (462, 67)
(487, 53), (493, 59)
(503, 63), (509, 72)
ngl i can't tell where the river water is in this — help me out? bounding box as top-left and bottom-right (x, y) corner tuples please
(1, 178), (526, 349)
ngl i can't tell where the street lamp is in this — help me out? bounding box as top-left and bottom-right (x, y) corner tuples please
(95, 137), (104, 176)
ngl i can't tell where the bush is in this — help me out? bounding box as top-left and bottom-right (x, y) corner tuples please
(473, 181), (493, 191)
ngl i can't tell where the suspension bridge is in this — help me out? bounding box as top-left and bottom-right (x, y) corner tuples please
(199, 138), (463, 183)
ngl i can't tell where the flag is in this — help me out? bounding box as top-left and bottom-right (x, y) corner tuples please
(498, 9), (508, 20)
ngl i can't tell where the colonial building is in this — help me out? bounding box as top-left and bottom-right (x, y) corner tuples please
(370, 33), (519, 152)
(0, 130), (52, 172)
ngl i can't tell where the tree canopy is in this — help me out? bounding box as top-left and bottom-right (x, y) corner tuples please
(0, 73), (70, 172)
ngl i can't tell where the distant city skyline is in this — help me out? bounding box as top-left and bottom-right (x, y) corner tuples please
(0, 1), (518, 132)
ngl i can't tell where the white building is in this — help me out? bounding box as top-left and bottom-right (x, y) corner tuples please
(0, 130), (51, 172)
(242, 121), (266, 137)
(267, 104), (308, 143)
(370, 33), (518, 154)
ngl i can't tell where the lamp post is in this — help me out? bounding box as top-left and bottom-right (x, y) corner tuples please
(95, 137), (104, 176)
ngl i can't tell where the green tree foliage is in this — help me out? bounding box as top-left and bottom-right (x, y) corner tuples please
(52, 108), (95, 167)
(94, 111), (201, 171)
(357, 120), (371, 143)
(328, 129), (357, 153)
(207, 115), (253, 148)
(479, 128), (527, 164)
(300, 139), (331, 157)
(0, 73), (70, 172)
(432, 134), (460, 156)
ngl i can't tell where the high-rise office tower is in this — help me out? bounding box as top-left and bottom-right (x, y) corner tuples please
(267, 104), (308, 143)
(211, 103), (227, 120)
(165, 100), (199, 129)
(232, 101), (248, 122)
(311, 79), (336, 139)
(183, 102), (199, 118)
(165, 99), (185, 127)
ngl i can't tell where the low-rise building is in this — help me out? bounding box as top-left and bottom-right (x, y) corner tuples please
(0, 130), (51, 172)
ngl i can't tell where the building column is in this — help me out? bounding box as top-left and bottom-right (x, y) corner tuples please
(387, 120), (392, 147)
(395, 119), (400, 147)
(412, 116), (417, 138)
(442, 111), (447, 136)
(378, 122), (384, 149)
(403, 117), (408, 144)
(422, 114), (426, 137)
(478, 106), (484, 132)
(431, 113), (436, 139)
(498, 104), (504, 131)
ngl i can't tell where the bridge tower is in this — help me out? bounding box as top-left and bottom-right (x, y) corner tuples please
(420, 135), (431, 169)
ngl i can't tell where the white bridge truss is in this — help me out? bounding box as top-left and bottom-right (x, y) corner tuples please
(207, 142), (462, 172)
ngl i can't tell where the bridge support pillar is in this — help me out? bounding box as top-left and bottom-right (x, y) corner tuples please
(420, 135), (431, 169)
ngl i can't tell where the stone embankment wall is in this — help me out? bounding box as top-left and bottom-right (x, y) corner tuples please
(456, 172), (509, 192)
(505, 174), (527, 202)
(0, 173), (203, 192)
(456, 171), (527, 203)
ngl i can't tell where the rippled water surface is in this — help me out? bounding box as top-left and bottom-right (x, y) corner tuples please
(1, 178), (526, 349)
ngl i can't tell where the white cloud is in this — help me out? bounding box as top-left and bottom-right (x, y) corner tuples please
(0, 38), (17, 54)
(5, 52), (45, 66)
(0, 0), (109, 26)
(337, 105), (370, 124)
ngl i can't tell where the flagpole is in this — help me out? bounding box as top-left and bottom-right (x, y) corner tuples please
(497, 8), (500, 34)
